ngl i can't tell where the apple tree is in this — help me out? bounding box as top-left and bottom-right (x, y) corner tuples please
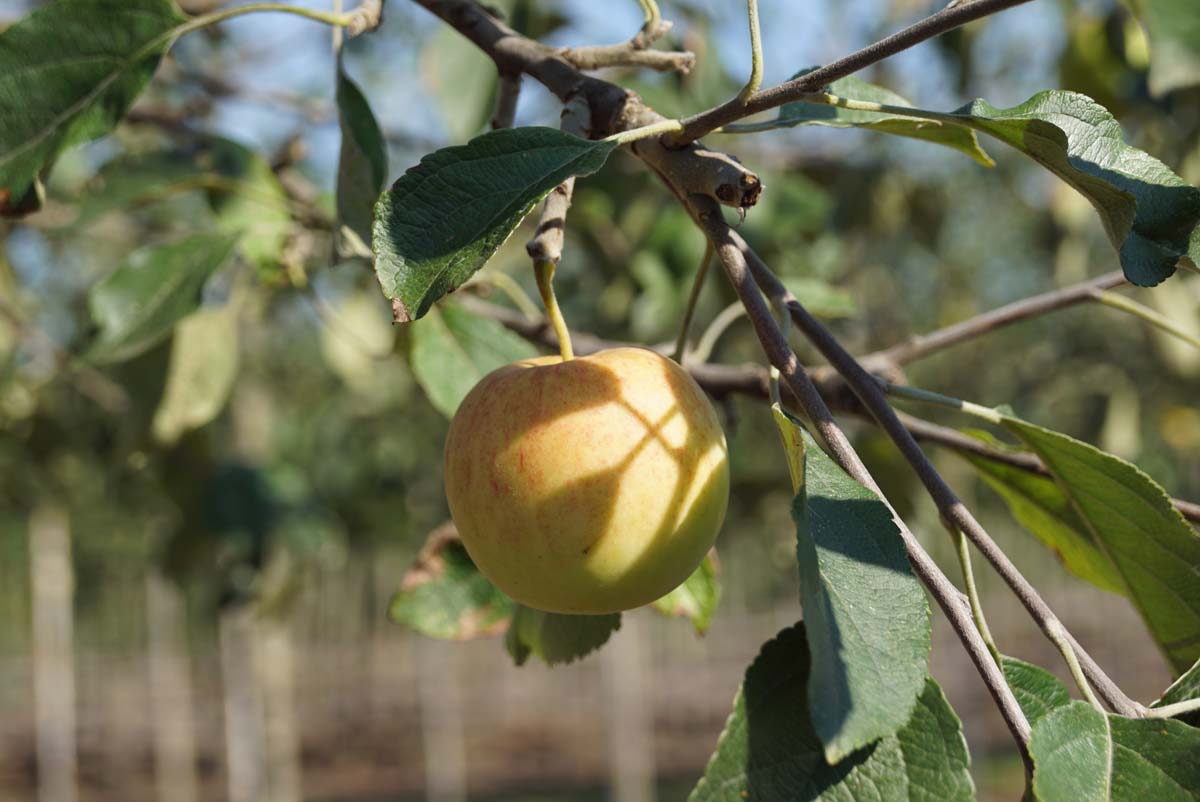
(3, 0), (1200, 800)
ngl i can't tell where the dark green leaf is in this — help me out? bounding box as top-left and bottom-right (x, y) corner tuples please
(689, 624), (974, 802)
(964, 439), (1126, 595)
(1002, 416), (1200, 673)
(652, 550), (721, 634)
(408, 302), (539, 418)
(151, 300), (240, 445)
(946, 91), (1200, 287)
(795, 431), (931, 763)
(335, 54), (387, 252)
(727, 72), (993, 166)
(1129, 0), (1200, 95)
(1001, 657), (1072, 726)
(372, 127), (616, 322)
(0, 0), (185, 215)
(388, 524), (516, 640)
(87, 233), (237, 364)
(1031, 700), (1200, 802)
(504, 604), (621, 667)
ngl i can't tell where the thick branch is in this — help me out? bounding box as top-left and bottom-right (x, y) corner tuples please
(671, 0), (1036, 143)
(688, 195), (1033, 763)
(729, 228), (1143, 718)
(560, 43), (694, 74)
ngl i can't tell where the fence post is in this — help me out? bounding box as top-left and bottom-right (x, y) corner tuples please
(604, 614), (655, 802)
(146, 569), (199, 802)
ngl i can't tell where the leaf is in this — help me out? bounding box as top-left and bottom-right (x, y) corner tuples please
(151, 300), (240, 445)
(388, 523), (516, 640)
(203, 139), (291, 273)
(335, 53), (387, 253)
(1030, 700), (1200, 802)
(1001, 416), (1200, 673)
(794, 430), (932, 763)
(504, 604), (621, 667)
(689, 624), (974, 802)
(652, 550), (721, 634)
(782, 277), (859, 319)
(1001, 656), (1072, 726)
(1129, 0), (1200, 96)
(963, 441), (1126, 595)
(87, 233), (238, 364)
(1153, 657), (1200, 725)
(726, 71), (993, 167)
(372, 127), (617, 322)
(408, 302), (538, 418)
(0, 0), (185, 216)
(945, 91), (1200, 287)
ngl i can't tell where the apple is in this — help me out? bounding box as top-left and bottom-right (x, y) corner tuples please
(443, 346), (730, 614)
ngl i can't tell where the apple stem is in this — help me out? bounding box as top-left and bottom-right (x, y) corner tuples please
(534, 258), (575, 361)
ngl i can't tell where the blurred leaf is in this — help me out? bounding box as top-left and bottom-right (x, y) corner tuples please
(420, 24), (497, 141)
(771, 404), (808, 494)
(1030, 700), (1200, 802)
(1001, 416), (1200, 673)
(1128, 0), (1200, 95)
(151, 300), (240, 445)
(782, 277), (858, 319)
(963, 436), (1126, 595)
(0, 0), (185, 216)
(795, 430), (931, 762)
(335, 54), (387, 252)
(1153, 657), (1200, 726)
(408, 303), (538, 418)
(203, 139), (291, 274)
(87, 233), (238, 364)
(945, 91), (1200, 287)
(389, 523), (515, 640)
(505, 604), (621, 666)
(373, 127), (616, 322)
(652, 550), (720, 634)
(689, 624), (974, 802)
(727, 71), (994, 167)
(1001, 656), (1072, 726)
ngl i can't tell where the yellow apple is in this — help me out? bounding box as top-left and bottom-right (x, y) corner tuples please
(443, 346), (730, 614)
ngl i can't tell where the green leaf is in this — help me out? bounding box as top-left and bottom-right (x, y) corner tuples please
(726, 71), (993, 167)
(782, 277), (859, 319)
(1129, 0), (1200, 96)
(1001, 416), (1200, 673)
(963, 439), (1126, 595)
(1001, 657), (1072, 726)
(203, 139), (291, 273)
(87, 233), (238, 364)
(388, 524), (516, 640)
(652, 550), (720, 634)
(794, 431), (932, 763)
(408, 303), (539, 418)
(0, 0), (185, 215)
(689, 624), (974, 802)
(372, 127), (617, 322)
(504, 604), (621, 667)
(945, 91), (1200, 287)
(151, 300), (240, 445)
(1153, 657), (1200, 725)
(335, 53), (387, 253)
(1030, 701), (1200, 802)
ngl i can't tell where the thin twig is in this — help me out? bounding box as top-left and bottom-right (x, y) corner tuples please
(1090, 288), (1200, 351)
(729, 229), (1144, 718)
(491, 73), (522, 130)
(673, 241), (714, 364)
(670, 0), (1036, 144)
(688, 195), (1034, 766)
(736, 0), (763, 103)
(877, 271), (1126, 365)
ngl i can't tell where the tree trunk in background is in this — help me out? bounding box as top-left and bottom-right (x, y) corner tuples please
(417, 639), (467, 802)
(258, 617), (302, 802)
(604, 614), (655, 802)
(30, 504), (78, 802)
(145, 570), (199, 802)
(219, 606), (266, 802)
